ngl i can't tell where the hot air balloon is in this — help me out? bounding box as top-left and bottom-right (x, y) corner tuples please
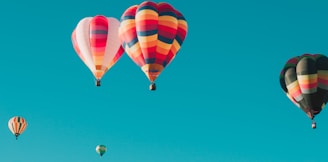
(119, 1), (188, 90)
(8, 116), (27, 139)
(96, 145), (107, 157)
(280, 54), (328, 129)
(72, 15), (124, 86)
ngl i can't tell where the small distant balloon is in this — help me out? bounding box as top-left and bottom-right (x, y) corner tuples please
(96, 145), (107, 157)
(8, 116), (27, 140)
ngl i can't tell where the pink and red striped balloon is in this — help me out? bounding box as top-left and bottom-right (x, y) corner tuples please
(72, 15), (124, 86)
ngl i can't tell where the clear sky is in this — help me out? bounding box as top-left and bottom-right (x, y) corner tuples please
(1, 0), (328, 162)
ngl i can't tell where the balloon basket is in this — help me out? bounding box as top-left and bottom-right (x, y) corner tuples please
(96, 80), (101, 87)
(312, 122), (316, 129)
(149, 83), (156, 91)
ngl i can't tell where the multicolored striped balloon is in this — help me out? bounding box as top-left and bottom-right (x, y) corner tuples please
(72, 15), (124, 86)
(280, 54), (328, 128)
(8, 116), (28, 140)
(119, 1), (188, 90)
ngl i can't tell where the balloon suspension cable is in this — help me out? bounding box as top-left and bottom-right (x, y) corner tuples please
(149, 82), (156, 91)
(96, 79), (101, 87)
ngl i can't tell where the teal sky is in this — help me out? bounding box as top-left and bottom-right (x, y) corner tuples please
(1, 0), (328, 162)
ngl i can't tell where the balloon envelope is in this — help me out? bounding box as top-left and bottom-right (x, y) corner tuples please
(72, 15), (124, 86)
(96, 145), (107, 157)
(119, 1), (188, 88)
(280, 54), (328, 119)
(8, 116), (27, 139)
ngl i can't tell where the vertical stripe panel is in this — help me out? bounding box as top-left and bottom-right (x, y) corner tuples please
(136, 1), (158, 64)
(318, 70), (328, 90)
(90, 15), (108, 79)
(155, 3), (177, 66)
(119, 5), (146, 67)
(286, 81), (303, 101)
(297, 74), (318, 94)
(165, 10), (188, 66)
